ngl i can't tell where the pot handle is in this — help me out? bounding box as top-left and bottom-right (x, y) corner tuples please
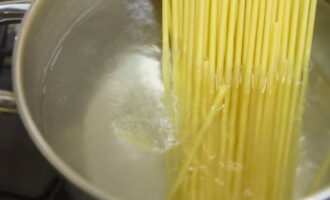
(0, 0), (31, 24)
(0, 0), (31, 113)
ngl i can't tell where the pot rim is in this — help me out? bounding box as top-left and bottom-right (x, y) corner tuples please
(12, 0), (121, 200)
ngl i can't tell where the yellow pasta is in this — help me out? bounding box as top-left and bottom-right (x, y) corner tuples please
(162, 0), (318, 199)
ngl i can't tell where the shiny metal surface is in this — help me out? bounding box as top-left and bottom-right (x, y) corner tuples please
(12, 0), (330, 200)
(0, 0), (31, 24)
(0, 90), (16, 113)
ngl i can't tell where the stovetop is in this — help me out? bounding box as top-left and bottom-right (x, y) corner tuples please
(0, 24), (72, 200)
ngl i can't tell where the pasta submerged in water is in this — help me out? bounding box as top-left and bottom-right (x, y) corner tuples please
(162, 0), (318, 199)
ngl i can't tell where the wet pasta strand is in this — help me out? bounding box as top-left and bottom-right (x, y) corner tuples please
(162, 0), (318, 199)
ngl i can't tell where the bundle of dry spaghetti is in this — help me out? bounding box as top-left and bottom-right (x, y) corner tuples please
(162, 0), (318, 199)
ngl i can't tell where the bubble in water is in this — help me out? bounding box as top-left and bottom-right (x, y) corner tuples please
(214, 178), (225, 186)
(188, 167), (194, 172)
(243, 189), (253, 198)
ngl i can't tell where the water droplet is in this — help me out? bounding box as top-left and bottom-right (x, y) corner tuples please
(243, 189), (253, 197)
(214, 178), (224, 186)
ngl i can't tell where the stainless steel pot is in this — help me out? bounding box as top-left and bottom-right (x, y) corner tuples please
(0, 0), (329, 199)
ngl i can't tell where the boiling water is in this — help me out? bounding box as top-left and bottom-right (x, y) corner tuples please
(39, 0), (330, 199)
(40, 1), (169, 200)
